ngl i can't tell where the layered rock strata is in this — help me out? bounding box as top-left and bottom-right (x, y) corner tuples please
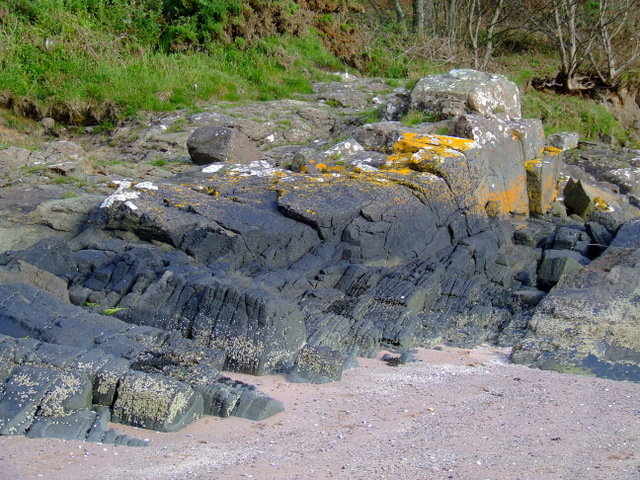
(1, 69), (640, 444)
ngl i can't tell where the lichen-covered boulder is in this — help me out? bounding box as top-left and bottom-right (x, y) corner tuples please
(387, 131), (531, 216)
(452, 114), (561, 216)
(409, 69), (521, 119)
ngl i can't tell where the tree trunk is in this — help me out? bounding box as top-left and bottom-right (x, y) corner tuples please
(467, 0), (480, 69)
(413, 0), (425, 35)
(447, 0), (457, 46)
(391, 0), (407, 32)
(480, 0), (504, 70)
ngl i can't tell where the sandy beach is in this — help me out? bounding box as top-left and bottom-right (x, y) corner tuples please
(1, 346), (638, 480)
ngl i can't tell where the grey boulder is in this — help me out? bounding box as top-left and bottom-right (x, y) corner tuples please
(409, 69), (521, 119)
(187, 126), (262, 165)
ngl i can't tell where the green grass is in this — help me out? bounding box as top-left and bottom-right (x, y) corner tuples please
(400, 109), (441, 127)
(54, 175), (87, 187)
(0, 1), (636, 146)
(0, 1), (346, 124)
(522, 90), (624, 141)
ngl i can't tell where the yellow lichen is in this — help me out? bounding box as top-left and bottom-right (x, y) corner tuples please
(543, 146), (562, 156)
(591, 196), (610, 211)
(524, 159), (542, 170)
(394, 132), (477, 153)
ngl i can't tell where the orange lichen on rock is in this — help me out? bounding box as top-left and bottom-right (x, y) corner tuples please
(524, 156), (559, 214)
(543, 146), (562, 156)
(487, 173), (528, 216)
(385, 133), (475, 180)
(393, 133), (478, 154)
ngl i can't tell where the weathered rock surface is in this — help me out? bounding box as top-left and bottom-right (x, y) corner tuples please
(512, 219), (640, 380)
(409, 69), (521, 119)
(562, 141), (640, 195)
(187, 126), (262, 165)
(547, 132), (579, 151)
(0, 282), (283, 442)
(2, 70), (640, 445)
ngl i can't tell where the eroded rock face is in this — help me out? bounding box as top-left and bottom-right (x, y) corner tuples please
(512, 220), (640, 380)
(2, 69), (640, 445)
(0, 283), (283, 443)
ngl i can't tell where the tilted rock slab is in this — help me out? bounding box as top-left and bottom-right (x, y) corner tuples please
(187, 126), (262, 165)
(512, 219), (640, 381)
(0, 282), (283, 442)
(74, 120), (562, 382)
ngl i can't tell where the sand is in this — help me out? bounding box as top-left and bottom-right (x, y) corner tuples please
(1, 346), (639, 480)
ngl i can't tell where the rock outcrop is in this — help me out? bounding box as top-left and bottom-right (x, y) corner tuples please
(1, 70), (640, 445)
(512, 219), (640, 380)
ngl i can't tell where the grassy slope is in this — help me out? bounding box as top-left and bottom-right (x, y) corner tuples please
(0, 0), (633, 144)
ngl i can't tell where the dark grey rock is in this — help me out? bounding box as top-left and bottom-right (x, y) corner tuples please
(0, 260), (70, 302)
(0, 237), (75, 277)
(381, 348), (419, 366)
(187, 126), (262, 165)
(552, 226), (590, 256)
(513, 219), (640, 381)
(537, 249), (591, 291)
(288, 345), (345, 384)
(585, 221), (613, 254)
(0, 365), (58, 436)
(0, 282), (286, 440)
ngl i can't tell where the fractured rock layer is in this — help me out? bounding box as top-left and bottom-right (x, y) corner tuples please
(2, 70), (640, 444)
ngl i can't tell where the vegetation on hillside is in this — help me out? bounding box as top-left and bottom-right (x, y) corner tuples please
(0, 0), (639, 143)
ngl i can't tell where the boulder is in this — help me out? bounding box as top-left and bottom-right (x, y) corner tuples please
(585, 221), (613, 252)
(552, 226), (591, 256)
(202, 377), (284, 420)
(389, 130), (529, 216)
(536, 249), (591, 291)
(602, 167), (640, 196)
(547, 132), (579, 151)
(187, 126), (262, 165)
(288, 344), (345, 384)
(111, 371), (204, 432)
(381, 90), (410, 120)
(409, 69), (521, 119)
(562, 177), (627, 220)
(290, 147), (321, 173)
